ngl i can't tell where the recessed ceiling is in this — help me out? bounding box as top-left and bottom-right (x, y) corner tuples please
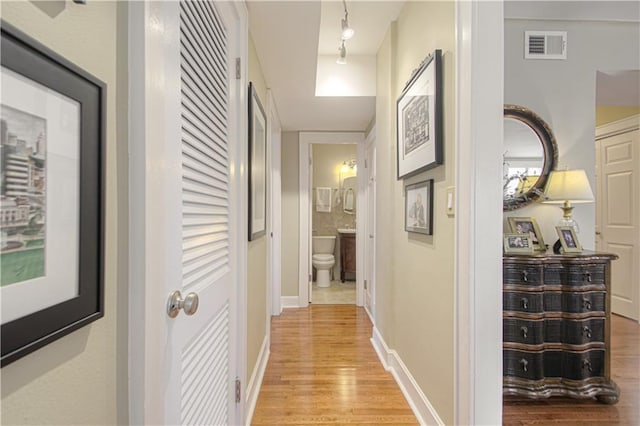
(247, 1), (403, 131)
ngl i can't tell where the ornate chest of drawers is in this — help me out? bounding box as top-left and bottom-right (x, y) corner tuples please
(503, 251), (619, 404)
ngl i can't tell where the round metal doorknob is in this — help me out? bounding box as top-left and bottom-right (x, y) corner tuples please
(167, 290), (199, 318)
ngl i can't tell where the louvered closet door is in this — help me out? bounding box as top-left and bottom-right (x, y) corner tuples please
(166, 2), (240, 424)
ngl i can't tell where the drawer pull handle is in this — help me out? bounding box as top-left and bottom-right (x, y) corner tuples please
(521, 270), (528, 282)
(521, 326), (528, 339)
(521, 298), (528, 310)
(583, 298), (592, 310)
(582, 360), (593, 372)
(584, 272), (592, 282)
(520, 359), (528, 372)
(582, 326), (592, 338)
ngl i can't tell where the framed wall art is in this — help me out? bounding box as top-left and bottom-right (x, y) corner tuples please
(405, 179), (433, 235)
(507, 216), (545, 251)
(397, 49), (443, 179)
(248, 82), (266, 241)
(1, 22), (105, 366)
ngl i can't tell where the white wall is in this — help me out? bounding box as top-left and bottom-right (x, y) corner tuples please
(504, 17), (640, 249)
(247, 34), (268, 388)
(1, 2), (124, 424)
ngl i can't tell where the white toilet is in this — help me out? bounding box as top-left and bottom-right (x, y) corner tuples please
(312, 236), (336, 288)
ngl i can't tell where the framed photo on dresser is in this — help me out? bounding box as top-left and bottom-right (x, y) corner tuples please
(508, 217), (545, 251)
(556, 226), (582, 253)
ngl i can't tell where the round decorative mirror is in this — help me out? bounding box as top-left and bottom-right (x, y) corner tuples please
(503, 105), (558, 211)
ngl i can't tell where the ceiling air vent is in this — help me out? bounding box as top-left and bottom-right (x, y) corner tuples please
(524, 31), (567, 60)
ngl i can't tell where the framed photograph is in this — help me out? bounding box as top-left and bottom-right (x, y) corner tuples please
(556, 226), (582, 253)
(1, 22), (105, 366)
(248, 82), (266, 241)
(508, 217), (545, 251)
(503, 233), (534, 254)
(396, 49), (443, 179)
(405, 179), (433, 235)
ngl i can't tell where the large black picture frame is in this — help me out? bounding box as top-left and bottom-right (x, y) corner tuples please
(1, 22), (105, 367)
(396, 49), (443, 179)
(248, 82), (267, 241)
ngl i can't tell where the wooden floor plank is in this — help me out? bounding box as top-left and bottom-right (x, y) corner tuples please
(252, 305), (418, 425)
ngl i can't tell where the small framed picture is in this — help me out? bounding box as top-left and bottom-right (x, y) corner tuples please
(556, 226), (582, 253)
(503, 233), (534, 253)
(508, 217), (545, 251)
(405, 179), (433, 235)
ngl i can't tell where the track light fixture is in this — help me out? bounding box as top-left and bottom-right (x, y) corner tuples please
(341, 0), (354, 40)
(337, 0), (353, 64)
(337, 41), (347, 65)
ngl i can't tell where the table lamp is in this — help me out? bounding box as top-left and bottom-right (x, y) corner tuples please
(542, 169), (594, 233)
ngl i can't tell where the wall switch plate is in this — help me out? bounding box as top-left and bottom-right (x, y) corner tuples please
(446, 186), (455, 217)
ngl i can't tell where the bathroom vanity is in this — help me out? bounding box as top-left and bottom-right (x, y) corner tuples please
(338, 229), (356, 282)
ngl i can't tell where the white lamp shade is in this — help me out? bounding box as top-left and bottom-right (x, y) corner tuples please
(543, 169), (594, 204)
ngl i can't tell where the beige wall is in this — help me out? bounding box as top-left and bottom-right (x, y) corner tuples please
(0, 1), (124, 424)
(281, 131), (300, 297)
(247, 35), (268, 383)
(596, 106), (640, 126)
(375, 2), (456, 423)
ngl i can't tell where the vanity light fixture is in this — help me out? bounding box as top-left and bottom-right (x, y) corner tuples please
(341, 159), (357, 173)
(542, 168), (594, 233)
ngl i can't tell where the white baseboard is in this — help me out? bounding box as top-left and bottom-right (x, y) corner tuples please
(245, 335), (270, 426)
(371, 327), (445, 426)
(281, 296), (301, 309)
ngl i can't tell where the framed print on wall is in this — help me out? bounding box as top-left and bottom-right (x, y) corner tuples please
(405, 179), (433, 235)
(396, 49), (443, 179)
(248, 82), (266, 241)
(508, 216), (546, 252)
(1, 22), (105, 366)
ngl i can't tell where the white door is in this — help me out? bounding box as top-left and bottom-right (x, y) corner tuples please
(128, 2), (246, 424)
(596, 118), (639, 321)
(364, 133), (376, 318)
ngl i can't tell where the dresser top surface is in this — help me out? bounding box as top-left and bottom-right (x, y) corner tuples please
(504, 250), (618, 262)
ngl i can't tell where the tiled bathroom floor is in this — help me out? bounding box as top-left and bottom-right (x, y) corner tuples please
(311, 280), (356, 304)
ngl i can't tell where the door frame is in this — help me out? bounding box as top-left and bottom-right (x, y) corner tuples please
(267, 90), (282, 316)
(454, 1), (504, 425)
(595, 114), (640, 322)
(363, 126), (376, 321)
(127, 1), (249, 423)
(298, 132), (365, 307)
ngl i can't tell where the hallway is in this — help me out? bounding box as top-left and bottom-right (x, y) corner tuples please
(251, 305), (418, 425)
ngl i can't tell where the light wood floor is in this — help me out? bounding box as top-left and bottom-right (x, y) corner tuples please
(252, 308), (639, 425)
(251, 305), (418, 425)
(503, 314), (640, 425)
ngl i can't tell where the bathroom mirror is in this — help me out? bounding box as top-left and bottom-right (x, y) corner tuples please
(503, 104), (558, 211)
(342, 176), (356, 214)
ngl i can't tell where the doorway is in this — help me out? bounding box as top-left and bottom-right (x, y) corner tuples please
(310, 143), (358, 304)
(298, 132), (365, 307)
